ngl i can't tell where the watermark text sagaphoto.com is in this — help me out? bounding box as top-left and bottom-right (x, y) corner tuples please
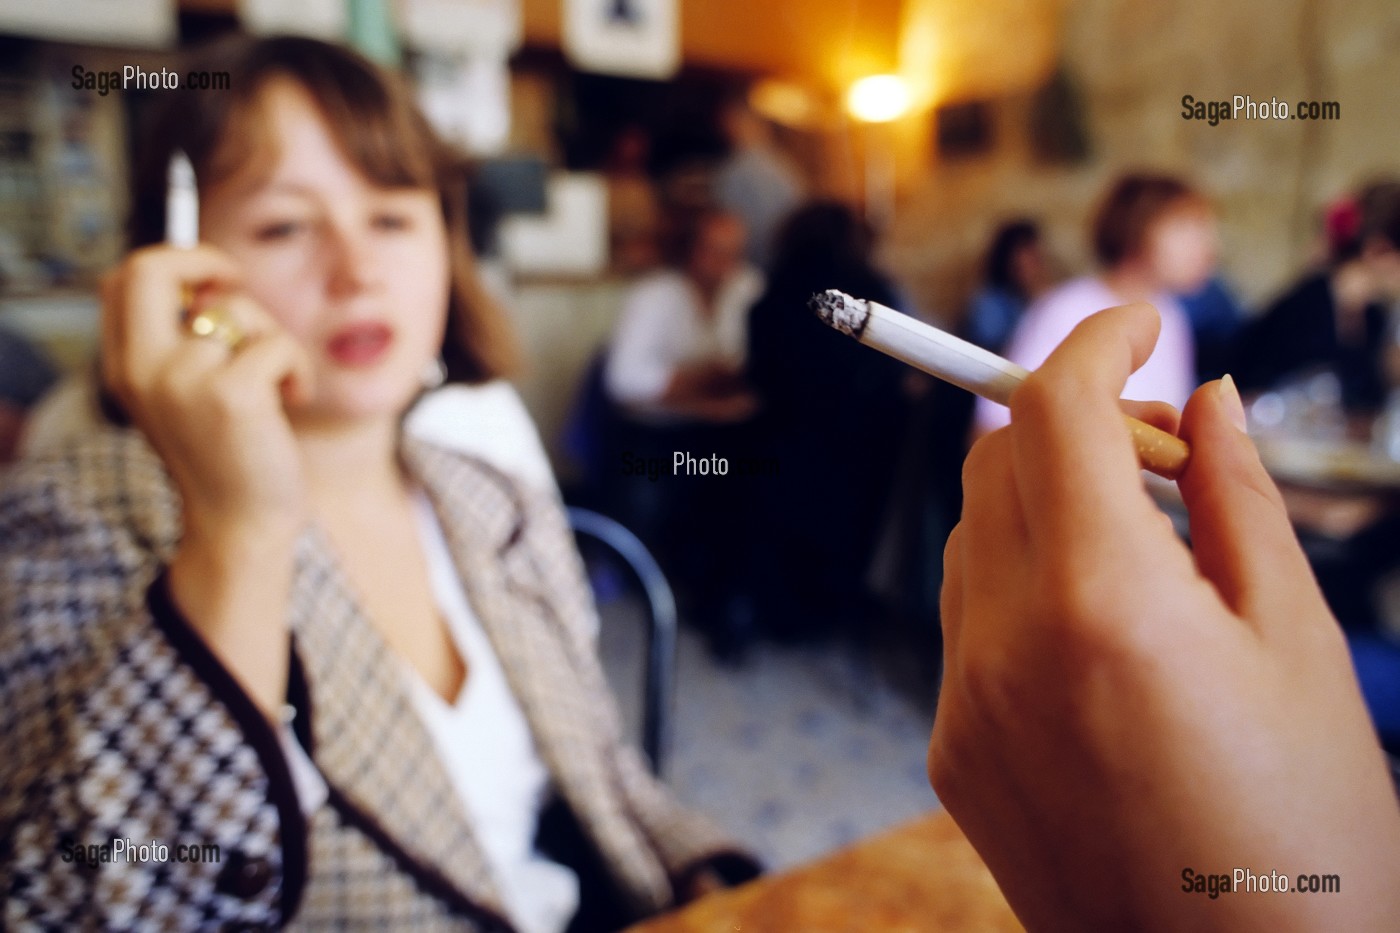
(72, 65), (231, 97)
(1181, 867), (1341, 898)
(1181, 94), (1341, 126)
(61, 838), (221, 866)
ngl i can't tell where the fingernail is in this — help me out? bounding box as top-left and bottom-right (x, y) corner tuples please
(1219, 374), (1247, 432)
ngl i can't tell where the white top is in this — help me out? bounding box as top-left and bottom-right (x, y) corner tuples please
(278, 492), (579, 933)
(604, 267), (763, 412)
(974, 276), (1196, 433)
(403, 490), (579, 933)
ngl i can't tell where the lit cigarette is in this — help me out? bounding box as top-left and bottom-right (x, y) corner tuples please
(811, 289), (1191, 480)
(166, 150), (198, 249)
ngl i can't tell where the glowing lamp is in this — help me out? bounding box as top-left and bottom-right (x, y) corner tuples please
(846, 74), (911, 123)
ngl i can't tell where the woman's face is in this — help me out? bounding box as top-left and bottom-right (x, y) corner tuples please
(1011, 240), (1050, 297)
(1144, 205), (1219, 294)
(201, 79), (450, 424)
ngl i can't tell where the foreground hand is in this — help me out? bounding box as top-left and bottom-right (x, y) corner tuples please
(930, 303), (1400, 931)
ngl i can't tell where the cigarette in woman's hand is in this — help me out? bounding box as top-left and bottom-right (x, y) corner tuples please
(167, 151), (200, 319)
(166, 151), (199, 249)
(810, 289), (1191, 480)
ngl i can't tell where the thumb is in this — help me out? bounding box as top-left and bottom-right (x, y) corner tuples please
(1177, 375), (1320, 624)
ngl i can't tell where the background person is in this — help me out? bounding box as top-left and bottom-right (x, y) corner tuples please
(962, 218), (1054, 354)
(1178, 273), (1247, 384)
(713, 99), (805, 271)
(601, 208), (764, 656)
(974, 173), (1217, 435)
(1230, 180), (1400, 722)
(1232, 179), (1400, 415)
(744, 201), (911, 645)
(604, 208), (762, 426)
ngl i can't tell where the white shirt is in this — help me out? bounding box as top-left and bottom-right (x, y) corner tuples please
(403, 490), (579, 933)
(278, 492), (579, 933)
(604, 267), (764, 413)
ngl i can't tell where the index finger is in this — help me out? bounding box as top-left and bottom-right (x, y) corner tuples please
(1007, 303), (1174, 557)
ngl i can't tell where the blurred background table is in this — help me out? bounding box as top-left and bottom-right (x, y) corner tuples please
(1256, 433), (1400, 496)
(627, 809), (1022, 933)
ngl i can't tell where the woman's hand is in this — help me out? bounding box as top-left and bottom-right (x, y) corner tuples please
(101, 245), (313, 537)
(101, 245), (314, 716)
(931, 303), (1400, 931)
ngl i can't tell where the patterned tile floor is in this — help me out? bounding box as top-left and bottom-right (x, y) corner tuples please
(596, 599), (943, 871)
(596, 573), (1400, 873)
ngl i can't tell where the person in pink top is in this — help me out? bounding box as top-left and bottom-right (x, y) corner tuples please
(975, 173), (1218, 433)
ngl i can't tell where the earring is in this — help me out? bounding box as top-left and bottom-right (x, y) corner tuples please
(422, 357), (447, 390)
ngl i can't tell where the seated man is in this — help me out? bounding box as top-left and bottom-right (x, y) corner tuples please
(602, 209), (764, 655)
(605, 209), (762, 425)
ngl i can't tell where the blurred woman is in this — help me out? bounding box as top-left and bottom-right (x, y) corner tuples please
(974, 173), (1217, 433)
(1233, 179), (1400, 415)
(963, 219), (1052, 354)
(0, 37), (756, 930)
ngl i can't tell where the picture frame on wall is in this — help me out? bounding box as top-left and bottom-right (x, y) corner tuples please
(563, 0), (679, 80)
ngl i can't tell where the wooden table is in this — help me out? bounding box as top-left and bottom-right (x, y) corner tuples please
(628, 810), (1022, 932)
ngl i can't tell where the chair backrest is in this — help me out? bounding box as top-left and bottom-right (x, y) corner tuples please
(566, 506), (677, 776)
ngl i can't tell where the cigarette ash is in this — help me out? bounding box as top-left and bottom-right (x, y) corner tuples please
(809, 289), (870, 338)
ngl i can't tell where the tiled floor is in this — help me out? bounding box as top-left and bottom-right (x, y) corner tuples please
(596, 599), (942, 871)
(595, 568), (1400, 873)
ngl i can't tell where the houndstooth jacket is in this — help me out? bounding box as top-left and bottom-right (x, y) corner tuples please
(0, 427), (755, 930)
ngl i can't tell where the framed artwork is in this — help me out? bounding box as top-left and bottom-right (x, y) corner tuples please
(563, 0), (679, 80)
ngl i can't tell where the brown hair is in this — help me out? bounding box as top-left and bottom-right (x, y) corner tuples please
(1091, 173), (1208, 268)
(128, 35), (518, 384)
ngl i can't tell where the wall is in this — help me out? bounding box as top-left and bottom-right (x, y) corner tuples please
(503, 278), (628, 477)
(882, 0), (1400, 322)
(898, 0), (1065, 107)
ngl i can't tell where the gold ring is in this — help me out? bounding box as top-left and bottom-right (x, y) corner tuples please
(186, 305), (246, 351)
